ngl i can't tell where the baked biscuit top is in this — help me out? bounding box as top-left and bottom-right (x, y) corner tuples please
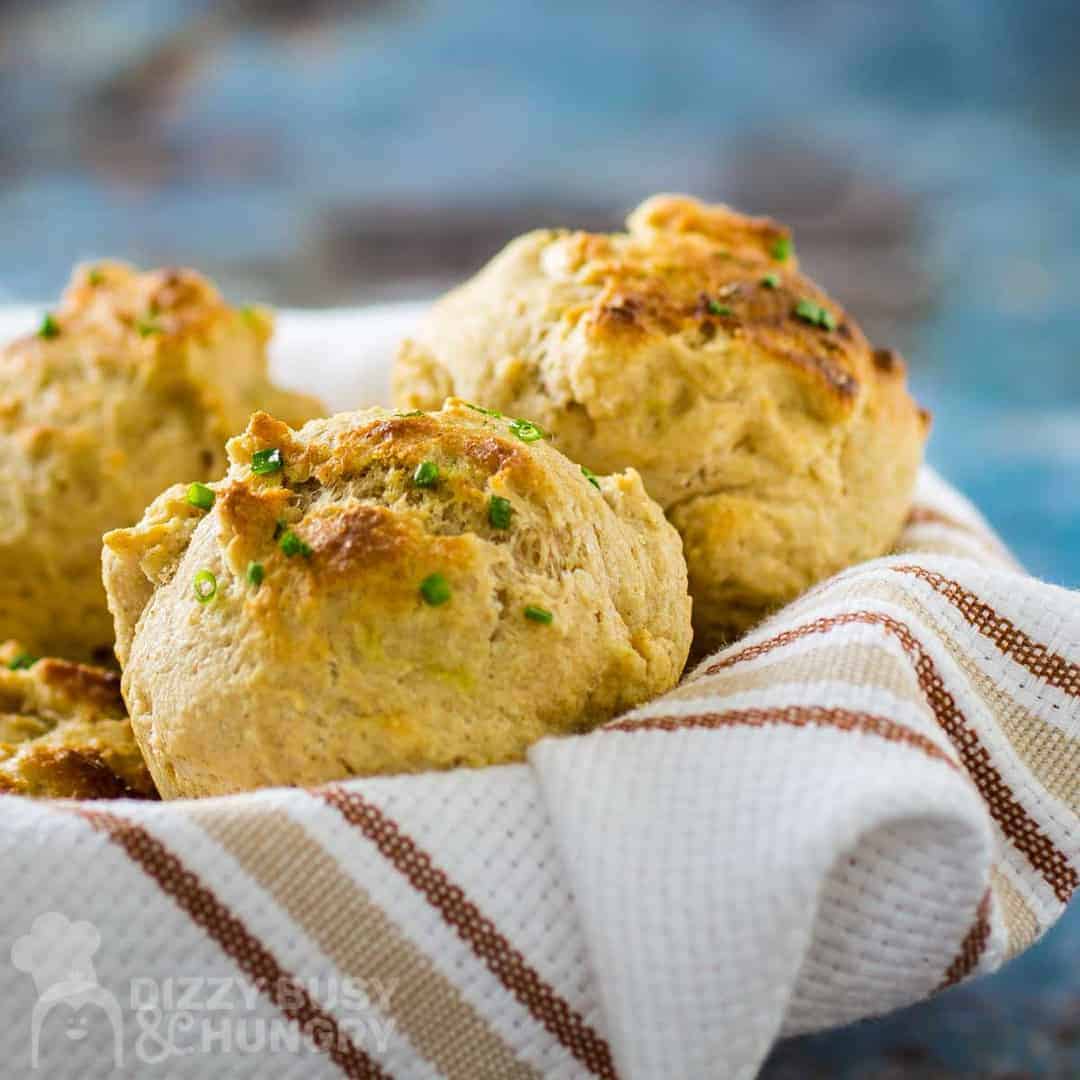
(106, 398), (683, 661)
(0, 643), (156, 799)
(103, 399), (692, 794)
(0, 260), (321, 436)
(521, 194), (904, 420)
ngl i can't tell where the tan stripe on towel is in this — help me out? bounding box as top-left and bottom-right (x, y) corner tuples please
(900, 506), (1017, 567)
(707, 612), (1079, 905)
(894, 534), (1005, 565)
(70, 807), (389, 1080)
(859, 577), (1080, 814)
(894, 565), (1080, 698)
(666, 640), (927, 711)
(194, 804), (540, 1080)
(990, 866), (1041, 958)
(320, 787), (618, 1080)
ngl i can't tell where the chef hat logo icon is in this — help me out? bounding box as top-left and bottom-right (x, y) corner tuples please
(11, 912), (124, 1068)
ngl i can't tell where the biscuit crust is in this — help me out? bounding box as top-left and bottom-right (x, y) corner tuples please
(0, 262), (324, 660)
(0, 642), (156, 799)
(103, 400), (692, 797)
(394, 195), (929, 650)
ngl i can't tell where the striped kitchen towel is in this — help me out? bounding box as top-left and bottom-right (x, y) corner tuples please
(0, 306), (1076, 1079)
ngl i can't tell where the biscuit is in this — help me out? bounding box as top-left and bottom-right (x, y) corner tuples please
(103, 399), (692, 797)
(0, 262), (324, 660)
(0, 642), (156, 799)
(394, 195), (929, 651)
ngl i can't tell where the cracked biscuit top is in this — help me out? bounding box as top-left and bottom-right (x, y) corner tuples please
(103, 399), (692, 797)
(0, 642), (157, 799)
(393, 194), (929, 651)
(0, 261), (325, 660)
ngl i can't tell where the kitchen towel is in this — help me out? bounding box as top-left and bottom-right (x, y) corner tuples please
(0, 304), (1075, 1079)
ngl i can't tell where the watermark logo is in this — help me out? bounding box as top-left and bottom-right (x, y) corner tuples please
(12, 912), (397, 1068)
(11, 912), (124, 1068)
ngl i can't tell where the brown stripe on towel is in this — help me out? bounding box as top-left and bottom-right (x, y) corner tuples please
(320, 787), (619, 1080)
(706, 612), (1079, 904)
(71, 806), (391, 1080)
(894, 565), (1080, 698)
(937, 889), (993, 990)
(193, 803), (541, 1080)
(605, 705), (958, 769)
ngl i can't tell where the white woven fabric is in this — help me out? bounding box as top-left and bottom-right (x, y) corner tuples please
(0, 304), (1076, 1079)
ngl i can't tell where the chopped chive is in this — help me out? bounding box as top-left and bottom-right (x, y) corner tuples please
(466, 402), (502, 418)
(135, 314), (161, 337)
(761, 273), (780, 289)
(279, 530), (312, 558)
(87, 267), (105, 286)
(488, 494), (513, 529)
(239, 306), (259, 327)
(420, 572), (451, 606)
(770, 235), (793, 262)
(251, 447), (283, 475)
(7, 652), (37, 671)
(794, 298), (836, 331)
(247, 561), (265, 588)
(706, 300), (734, 317)
(397, 409), (425, 417)
(509, 417), (545, 443)
(524, 605), (553, 625)
(38, 313), (60, 340)
(581, 465), (601, 490)
(193, 570), (217, 604)
(413, 460), (440, 488)
(186, 482), (215, 511)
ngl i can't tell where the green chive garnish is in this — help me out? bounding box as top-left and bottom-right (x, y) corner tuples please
(135, 315), (161, 337)
(771, 236), (793, 262)
(247, 562), (265, 588)
(8, 652), (37, 671)
(794, 299), (836, 331)
(38, 314), (60, 340)
(420, 572), (451, 606)
(88, 267), (105, 286)
(413, 460), (440, 488)
(193, 570), (217, 604)
(466, 403), (502, 418)
(706, 300), (733, 317)
(524, 605), (553, 625)
(251, 447), (283, 475)
(509, 418), (545, 443)
(581, 465), (601, 490)
(397, 409), (425, 418)
(186, 482), (215, 511)
(488, 495), (513, 529)
(279, 530), (312, 558)
(761, 273), (780, 289)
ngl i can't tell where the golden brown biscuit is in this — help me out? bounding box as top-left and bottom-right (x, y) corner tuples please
(0, 641), (156, 799)
(0, 262), (324, 661)
(394, 195), (930, 652)
(103, 399), (692, 797)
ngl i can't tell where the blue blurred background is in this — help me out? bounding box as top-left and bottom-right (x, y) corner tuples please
(1, 1), (1077, 1074)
